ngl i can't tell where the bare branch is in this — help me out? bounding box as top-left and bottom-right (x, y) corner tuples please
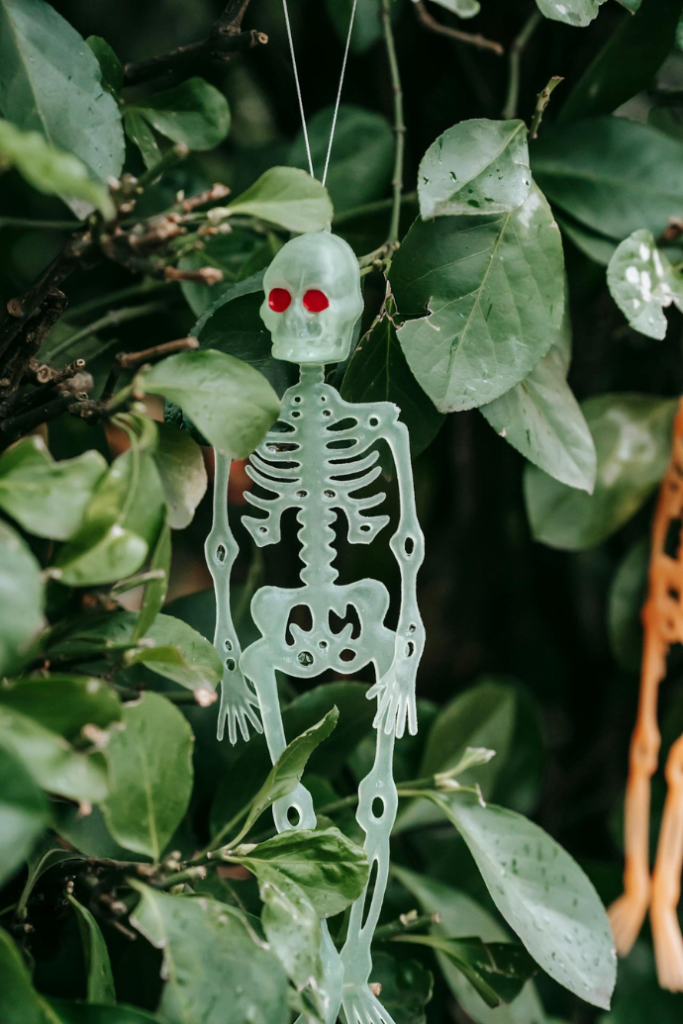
(413, 1), (504, 57)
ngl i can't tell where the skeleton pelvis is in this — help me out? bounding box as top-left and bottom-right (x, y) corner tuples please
(246, 579), (391, 677)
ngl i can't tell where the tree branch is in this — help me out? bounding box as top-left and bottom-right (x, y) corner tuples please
(123, 0), (267, 87)
(413, 1), (504, 58)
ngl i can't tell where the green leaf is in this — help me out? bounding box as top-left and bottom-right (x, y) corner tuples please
(397, 678), (543, 832)
(153, 423), (208, 530)
(178, 233), (272, 317)
(232, 709), (339, 844)
(17, 834), (82, 913)
(419, 119), (531, 219)
(390, 183), (565, 412)
(234, 827), (369, 917)
(0, 928), (44, 1024)
(140, 349), (280, 458)
(192, 277), (293, 396)
(225, 167), (334, 232)
(53, 447), (165, 587)
(341, 315), (444, 458)
(103, 692), (194, 861)
(237, 857), (322, 995)
(86, 36), (123, 94)
(480, 315), (597, 492)
(0, 520), (44, 677)
(432, 794), (616, 1009)
(0, 118), (114, 217)
(67, 893), (115, 1004)
(369, 952), (434, 1024)
(123, 109), (161, 170)
(0, 437), (107, 540)
(44, 1001), (160, 1024)
(608, 537), (649, 672)
(46, 610), (222, 691)
(325, 0), (383, 53)
(132, 520), (171, 642)
(129, 77), (230, 151)
(393, 867), (545, 1024)
(0, 743), (48, 889)
(607, 229), (683, 339)
(524, 394), (676, 550)
(532, 118), (683, 242)
(393, 934), (536, 1008)
(535, 0), (605, 26)
(0, 0), (124, 205)
(560, 0), (683, 123)
(290, 105), (393, 211)
(0, 705), (108, 802)
(129, 885), (289, 1024)
(0, 675), (121, 741)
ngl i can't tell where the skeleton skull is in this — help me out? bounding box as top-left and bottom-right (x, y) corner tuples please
(260, 231), (363, 365)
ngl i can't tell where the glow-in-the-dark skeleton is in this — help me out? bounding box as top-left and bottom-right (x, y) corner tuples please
(207, 231), (425, 1024)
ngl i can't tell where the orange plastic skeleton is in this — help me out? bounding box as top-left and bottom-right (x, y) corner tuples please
(609, 398), (683, 990)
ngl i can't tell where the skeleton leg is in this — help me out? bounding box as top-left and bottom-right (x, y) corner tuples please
(341, 636), (399, 1024)
(651, 733), (683, 990)
(240, 640), (343, 1023)
(609, 623), (666, 955)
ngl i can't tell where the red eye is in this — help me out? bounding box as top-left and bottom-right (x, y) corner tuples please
(268, 288), (291, 312)
(303, 289), (329, 313)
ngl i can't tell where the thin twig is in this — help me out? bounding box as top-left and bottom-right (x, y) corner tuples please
(414, 0), (503, 57)
(123, 0), (266, 86)
(48, 301), (168, 362)
(382, 0), (406, 248)
(529, 75), (563, 139)
(502, 10), (542, 120)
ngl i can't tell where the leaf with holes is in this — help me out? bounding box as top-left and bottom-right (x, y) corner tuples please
(607, 229), (683, 340)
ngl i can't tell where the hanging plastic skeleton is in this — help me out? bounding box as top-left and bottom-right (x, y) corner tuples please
(609, 398), (683, 992)
(206, 2), (425, 1021)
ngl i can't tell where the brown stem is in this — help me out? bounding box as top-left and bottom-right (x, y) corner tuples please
(413, 0), (504, 57)
(123, 0), (267, 86)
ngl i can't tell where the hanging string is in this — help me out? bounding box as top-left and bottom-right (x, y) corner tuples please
(281, 0), (359, 184)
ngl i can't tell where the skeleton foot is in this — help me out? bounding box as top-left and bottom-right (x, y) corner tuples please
(342, 986), (395, 1024)
(608, 888), (650, 956)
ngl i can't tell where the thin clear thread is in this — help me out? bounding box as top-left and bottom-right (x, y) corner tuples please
(322, 0), (358, 186)
(281, 0), (359, 184)
(281, 0), (314, 177)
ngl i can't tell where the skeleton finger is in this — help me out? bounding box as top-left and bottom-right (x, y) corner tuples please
(243, 702), (263, 734)
(383, 694), (399, 735)
(237, 709), (250, 743)
(227, 710), (237, 746)
(407, 695), (418, 736)
(366, 678), (385, 701)
(373, 687), (393, 729)
(394, 695), (407, 739)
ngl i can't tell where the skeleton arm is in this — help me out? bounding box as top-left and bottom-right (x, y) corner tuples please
(367, 414), (425, 737)
(206, 452), (262, 744)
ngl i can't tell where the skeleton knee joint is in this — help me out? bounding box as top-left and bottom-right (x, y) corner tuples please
(631, 729), (661, 776)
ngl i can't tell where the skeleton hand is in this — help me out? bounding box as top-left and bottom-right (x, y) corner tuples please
(216, 668), (263, 745)
(367, 641), (420, 739)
